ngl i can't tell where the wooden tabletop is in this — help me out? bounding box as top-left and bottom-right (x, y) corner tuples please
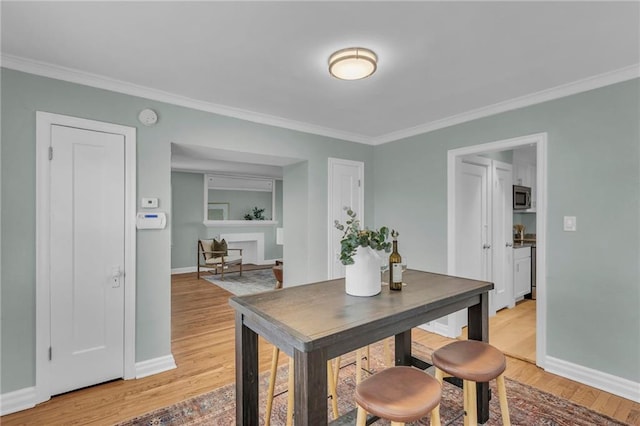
(230, 269), (492, 357)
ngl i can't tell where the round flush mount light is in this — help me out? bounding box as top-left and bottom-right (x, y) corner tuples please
(138, 108), (158, 126)
(328, 47), (377, 80)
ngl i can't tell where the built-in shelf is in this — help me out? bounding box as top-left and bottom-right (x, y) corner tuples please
(203, 220), (278, 228)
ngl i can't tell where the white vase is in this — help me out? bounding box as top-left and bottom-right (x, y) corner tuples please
(345, 246), (382, 297)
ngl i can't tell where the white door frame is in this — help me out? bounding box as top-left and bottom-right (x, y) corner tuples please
(447, 132), (547, 369)
(35, 112), (137, 403)
(327, 158), (364, 279)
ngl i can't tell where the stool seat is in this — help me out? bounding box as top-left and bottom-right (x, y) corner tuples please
(432, 340), (506, 383)
(355, 366), (441, 423)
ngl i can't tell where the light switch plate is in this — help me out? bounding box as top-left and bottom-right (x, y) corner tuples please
(563, 216), (577, 231)
(142, 197), (158, 208)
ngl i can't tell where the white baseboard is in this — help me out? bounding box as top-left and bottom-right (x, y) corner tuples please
(0, 386), (37, 416)
(1, 356), (177, 416)
(420, 322), (458, 338)
(135, 354), (177, 379)
(172, 261), (278, 275)
(545, 355), (640, 403)
(171, 266), (197, 274)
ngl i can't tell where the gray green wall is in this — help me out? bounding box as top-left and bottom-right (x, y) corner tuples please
(373, 79), (640, 381)
(171, 172), (205, 269)
(171, 172), (284, 268)
(0, 68), (373, 393)
(2, 66), (637, 396)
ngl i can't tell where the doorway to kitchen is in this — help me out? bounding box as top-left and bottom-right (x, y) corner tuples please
(445, 133), (547, 369)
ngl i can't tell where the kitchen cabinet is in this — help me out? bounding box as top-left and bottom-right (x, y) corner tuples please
(514, 246), (531, 298)
(513, 147), (537, 210)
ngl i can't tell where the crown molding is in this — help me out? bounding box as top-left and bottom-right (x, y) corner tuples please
(1, 54), (371, 144)
(371, 64), (640, 145)
(3, 54), (638, 146)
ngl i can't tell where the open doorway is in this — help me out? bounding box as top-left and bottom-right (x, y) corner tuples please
(445, 133), (547, 369)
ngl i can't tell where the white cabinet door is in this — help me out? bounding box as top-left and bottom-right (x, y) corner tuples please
(492, 161), (513, 311)
(513, 247), (531, 298)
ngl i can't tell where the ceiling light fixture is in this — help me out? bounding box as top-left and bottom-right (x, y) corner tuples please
(328, 47), (377, 80)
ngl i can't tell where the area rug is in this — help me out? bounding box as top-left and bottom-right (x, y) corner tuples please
(118, 341), (627, 426)
(203, 268), (277, 296)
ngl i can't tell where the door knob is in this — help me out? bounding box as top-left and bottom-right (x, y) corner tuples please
(482, 244), (491, 249)
(506, 242), (513, 247)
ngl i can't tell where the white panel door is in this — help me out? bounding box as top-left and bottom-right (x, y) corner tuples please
(328, 159), (364, 279)
(492, 161), (514, 312)
(49, 125), (125, 395)
(455, 157), (491, 281)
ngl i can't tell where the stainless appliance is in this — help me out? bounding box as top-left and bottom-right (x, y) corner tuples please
(513, 185), (532, 210)
(530, 245), (536, 300)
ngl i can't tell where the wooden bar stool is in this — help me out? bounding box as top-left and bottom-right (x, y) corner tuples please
(264, 347), (339, 426)
(432, 340), (511, 426)
(355, 366), (442, 426)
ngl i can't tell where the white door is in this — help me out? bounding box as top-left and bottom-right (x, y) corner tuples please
(491, 161), (514, 311)
(328, 158), (364, 279)
(49, 125), (125, 395)
(445, 156), (491, 333)
(455, 156), (491, 282)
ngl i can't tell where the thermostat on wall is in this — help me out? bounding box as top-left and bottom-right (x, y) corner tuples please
(136, 212), (166, 229)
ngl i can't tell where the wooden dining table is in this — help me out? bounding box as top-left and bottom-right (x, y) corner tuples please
(229, 269), (493, 425)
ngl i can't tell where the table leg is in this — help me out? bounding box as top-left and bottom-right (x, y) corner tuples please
(235, 312), (259, 426)
(294, 348), (328, 425)
(467, 291), (490, 424)
(394, 329), (412, 366)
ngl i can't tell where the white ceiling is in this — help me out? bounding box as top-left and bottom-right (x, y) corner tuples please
(2, 1), (639, 147)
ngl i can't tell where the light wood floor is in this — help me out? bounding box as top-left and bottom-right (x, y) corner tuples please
(3, 272), (638, 425)
(461, 298), (537, 364)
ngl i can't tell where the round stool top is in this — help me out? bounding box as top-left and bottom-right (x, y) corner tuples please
(432, 340), (506, 382)
(355, 366), (441, 423)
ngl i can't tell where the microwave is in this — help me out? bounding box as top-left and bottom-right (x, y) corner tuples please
(513, 185), (531, 210)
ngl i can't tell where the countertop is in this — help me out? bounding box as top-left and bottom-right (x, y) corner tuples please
(513, 240), (536, 248)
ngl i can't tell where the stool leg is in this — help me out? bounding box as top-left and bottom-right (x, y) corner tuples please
(496, 373), (511, 426)
(434, 368), (445, 426)
(356, 405), (368, 426)
(333, 356), (341, 388)
(327, 360), (339, 419)
(365, 345), (371, 371)
(464, 379), (477, 426)
(286, 357), (294, 426)
(430, 407), (442, 426)
(265, 346), (280, 426)
(390, 422), (405, 426)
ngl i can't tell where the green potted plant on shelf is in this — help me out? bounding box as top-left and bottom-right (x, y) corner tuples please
(334, 208), (394, 296)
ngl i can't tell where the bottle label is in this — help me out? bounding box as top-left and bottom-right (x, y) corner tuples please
(392, 263), (403, 283)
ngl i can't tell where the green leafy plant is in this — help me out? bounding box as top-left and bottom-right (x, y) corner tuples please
(334, 207), (395, 265)
(244, 206), (266, 220)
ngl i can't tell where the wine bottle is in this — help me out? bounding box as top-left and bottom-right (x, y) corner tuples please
(389, 232), (402, 291)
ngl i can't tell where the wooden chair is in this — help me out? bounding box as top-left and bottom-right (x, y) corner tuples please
(355, 366), (442, 426)
(197, 239), (243, 280)
(272, 264), (283, 289)
(432, 340), (511, 426)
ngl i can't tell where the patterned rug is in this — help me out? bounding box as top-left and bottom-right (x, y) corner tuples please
(203, 268), (277, 296)
(118, 341), (627, 426)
